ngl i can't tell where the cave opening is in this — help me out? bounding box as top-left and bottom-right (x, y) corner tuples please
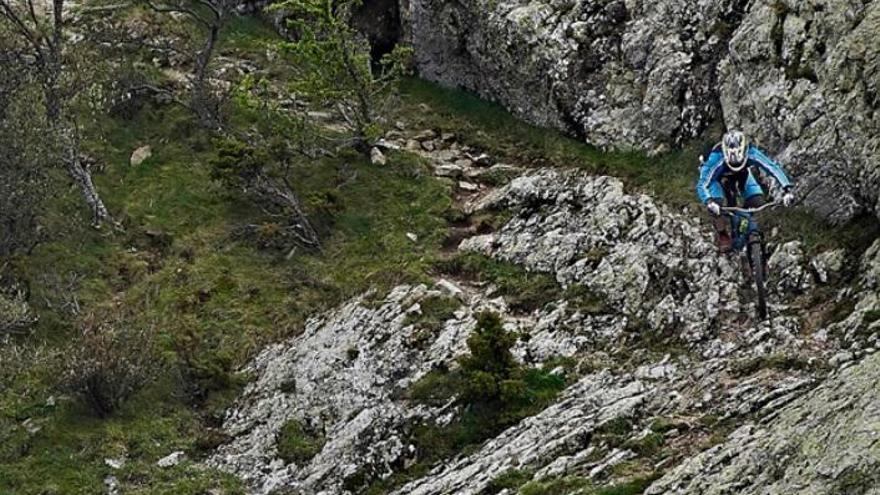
(351, 0), (403, 63)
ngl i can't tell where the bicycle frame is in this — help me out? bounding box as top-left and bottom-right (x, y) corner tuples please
(720, 202), (779, 251)
(719, 201), (779, 319)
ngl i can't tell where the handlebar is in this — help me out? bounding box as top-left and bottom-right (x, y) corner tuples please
(720, 201), (779, 215)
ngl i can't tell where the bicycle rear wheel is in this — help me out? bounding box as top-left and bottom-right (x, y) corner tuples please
(749, 240), (768, 319)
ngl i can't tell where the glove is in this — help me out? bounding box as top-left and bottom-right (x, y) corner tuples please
(707, 201), (721, 216)
(782, 190), (795, 207)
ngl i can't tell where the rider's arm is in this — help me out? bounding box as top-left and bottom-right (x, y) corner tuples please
(748, 146), (792, 189)
(696, 152), (724, 204)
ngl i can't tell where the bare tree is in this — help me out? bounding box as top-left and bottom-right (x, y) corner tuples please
(136, 0), (236, 127)
(0, 0), (112, 226)
(211, 136), (323, 252)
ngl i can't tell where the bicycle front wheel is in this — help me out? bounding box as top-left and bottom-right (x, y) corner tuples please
(749, 240), (768, 320)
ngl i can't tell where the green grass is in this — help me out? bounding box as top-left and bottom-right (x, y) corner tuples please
(405, 295), (462, 329)
(2, 19), (454, 490)
(433, 252), (564, 313)
(519, 474), (659, 495)
(0, 375), (243, 495)
(864, 309), (880, 324)
(481, 469), (535, 494)
(4, 103), (454, 490)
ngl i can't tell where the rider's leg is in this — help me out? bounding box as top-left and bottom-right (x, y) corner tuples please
(708, 181), (732, 252)
(743, 172), (765, 207)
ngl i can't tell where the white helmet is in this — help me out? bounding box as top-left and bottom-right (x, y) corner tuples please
(721, 130), (748, 171)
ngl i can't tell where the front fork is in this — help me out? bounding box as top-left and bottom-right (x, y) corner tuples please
(744, 232), (768, 280)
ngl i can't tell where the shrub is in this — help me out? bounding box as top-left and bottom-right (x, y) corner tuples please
(379, 313), (567, 493)
(170, 318), (242, 403)
(0, 290), (37, 335)
(59, 313), (161, 418)
(276, 419), (325, 465)
(458, 312), (521, 406)
(481, 469), (534, 494)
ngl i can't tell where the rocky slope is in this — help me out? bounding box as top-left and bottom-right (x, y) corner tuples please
(399, 0), (880, 223)
(208, 128), (879, 494)
(647, 350), (880, 495)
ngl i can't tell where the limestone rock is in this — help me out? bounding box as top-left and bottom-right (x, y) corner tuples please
(370, 147), (387, 166)
(646, 352), (880, 495)
(157, 451), (185, 468)
(130, 145), (152, 167)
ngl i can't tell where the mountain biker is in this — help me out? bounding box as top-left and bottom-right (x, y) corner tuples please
(696, 130), (794, 253)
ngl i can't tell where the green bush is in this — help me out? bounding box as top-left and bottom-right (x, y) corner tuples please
(379, 312), (566, 493)
(277, 419), (325, 465)
(481, 469), (534, 494)
(58, 313), (162, 418)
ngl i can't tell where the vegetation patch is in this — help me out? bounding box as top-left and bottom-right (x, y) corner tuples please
(623, 432), (665, 457)
(434, 253), (562, 313)
(564, 284), (607, 314)
(729, 353), (822, 378)
(480, 469), (536, 494)
(404, 295), (462, 332)
(277, 419), (326, 465)
(518, 473), (658, 495)
(863, 309), (880, 325)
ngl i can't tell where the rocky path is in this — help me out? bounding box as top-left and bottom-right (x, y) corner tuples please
(208, 127), (880, 494)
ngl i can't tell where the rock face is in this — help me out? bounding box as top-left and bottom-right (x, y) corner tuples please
(395, 375), (649, 495)
(209, 162), (876, 494)
(401, 0), (738, 153)
(646, 351), (880, 495)
(400, 0), (880, 222)
(207, 284), (480, 494)
(461, 168), (744, 340)
(719, 0), (880, 223)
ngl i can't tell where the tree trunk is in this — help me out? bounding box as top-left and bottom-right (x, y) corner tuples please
(59, 126), (111, 226)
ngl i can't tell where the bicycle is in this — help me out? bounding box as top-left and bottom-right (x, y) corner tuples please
(720, 201), (779, 320)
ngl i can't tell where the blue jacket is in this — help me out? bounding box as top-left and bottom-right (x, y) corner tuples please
(696, 144), (792, 204)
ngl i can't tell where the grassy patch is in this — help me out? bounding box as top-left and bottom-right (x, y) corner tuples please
(863, 309), (880, 325)
(518, 474), (658, 495)
(4, 21), (454, 493)
(480, 469), (535, 494)
(564, 284), (607, 314)
(276, 420), (325, 465)
(400, 78), (703, 209)
(404, 295), (462, 331)
(0, 376), (244, 495)
(729, 353), (821, 378)
(433, 252), (562, 313)
(624, 432), (665, 457)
